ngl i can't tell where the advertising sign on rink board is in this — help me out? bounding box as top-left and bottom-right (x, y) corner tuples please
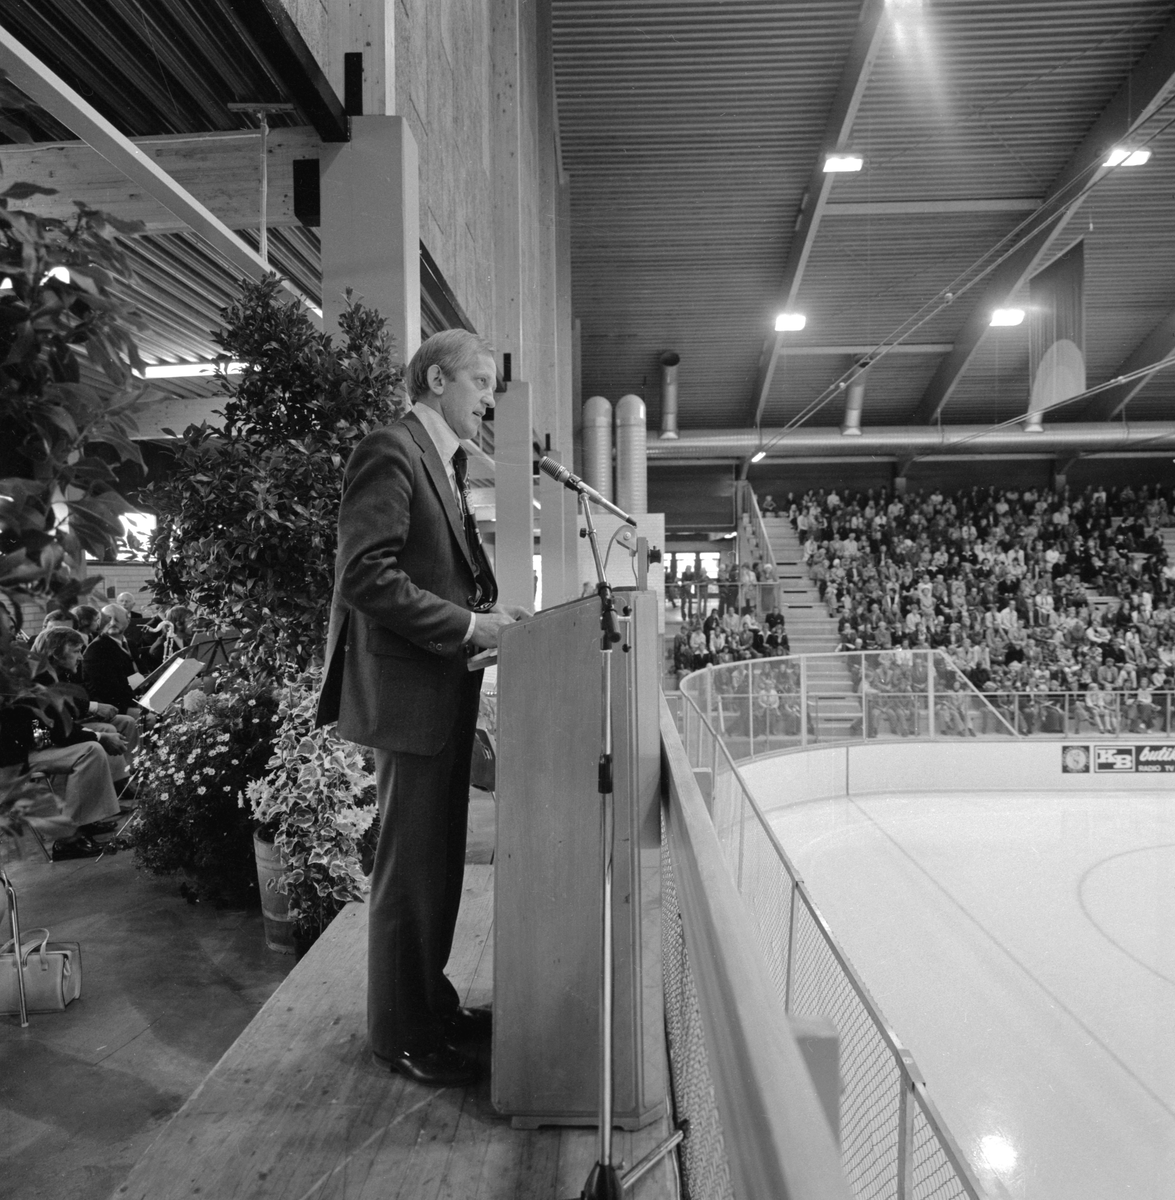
(1064, 744), (1175, 774)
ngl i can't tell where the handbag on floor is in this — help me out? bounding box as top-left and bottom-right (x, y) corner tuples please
(0, 928), (83, 1015)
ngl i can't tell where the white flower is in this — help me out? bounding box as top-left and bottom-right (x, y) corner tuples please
(197, 786), (206, 794)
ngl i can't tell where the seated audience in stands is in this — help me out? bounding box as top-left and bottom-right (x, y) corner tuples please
(790, 481), (1174, 732)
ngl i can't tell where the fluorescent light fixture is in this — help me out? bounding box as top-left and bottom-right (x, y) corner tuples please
(1105, 147), (1151, 167)
(989, 308), (1025, 327)
(775, 312), (807, 332)
(138, 361), (246, 379)
(823, 153), (864, 173)
(751, 450), (766, 463)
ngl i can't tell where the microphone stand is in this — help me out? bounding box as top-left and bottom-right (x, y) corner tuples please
(575, 491), (624, 1200)
(567, 485), (683, 1196)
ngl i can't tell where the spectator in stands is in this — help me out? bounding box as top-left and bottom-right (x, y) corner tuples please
(0, 686), (126, 860)
(83, 604), (157, 732)
(117, 591), (153, 670)
(760, 493), (777, 516)
(34, 626), (139, 788)
(41, 609), (76, 633)
(70, 604), (102, 643)
(148, 604), (195, 663)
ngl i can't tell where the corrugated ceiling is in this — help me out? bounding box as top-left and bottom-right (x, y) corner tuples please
(554, 0), (1175, 437)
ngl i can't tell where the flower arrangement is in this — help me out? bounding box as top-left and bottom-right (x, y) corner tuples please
(129, 673), (279, 905)
(245, 668), (376, 944)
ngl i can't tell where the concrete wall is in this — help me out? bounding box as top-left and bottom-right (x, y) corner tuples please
(395, 0), (497, 340)
(741, 740), (1175, 810)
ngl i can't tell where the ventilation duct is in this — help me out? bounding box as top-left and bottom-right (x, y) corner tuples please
(615, 393), (648, 514)
(659, 351), (680, 439)
(644, 422), (1175, 460)
(840, 362), (870, 436)
(582, 395), (613, 500)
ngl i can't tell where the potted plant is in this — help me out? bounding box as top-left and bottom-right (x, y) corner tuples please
(129, 672), (279, 906)
(137, 276), (402, 939)
(245, 667), (376, 954)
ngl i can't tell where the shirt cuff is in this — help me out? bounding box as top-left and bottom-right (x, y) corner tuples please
(462, 612), (478, 644)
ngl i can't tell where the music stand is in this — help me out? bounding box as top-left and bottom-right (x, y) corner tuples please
(186, 632), (240, 671)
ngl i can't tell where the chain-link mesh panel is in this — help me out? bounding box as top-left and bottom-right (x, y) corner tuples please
(911, 1096), (974, 1200)
(661, 813), (735, 1200)
(790, 896), (902, 1198)
(733, 810), (794, 1002)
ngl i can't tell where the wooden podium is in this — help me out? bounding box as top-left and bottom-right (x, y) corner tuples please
(492, 590), (665, 1129)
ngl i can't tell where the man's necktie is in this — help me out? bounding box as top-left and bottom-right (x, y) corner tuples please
(452, 447), (497, 612)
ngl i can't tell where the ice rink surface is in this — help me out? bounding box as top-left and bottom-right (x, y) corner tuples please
(765, 788), (1175, 1200)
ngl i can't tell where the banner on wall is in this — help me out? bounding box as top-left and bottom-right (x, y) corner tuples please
(1063, 744), (1175, 774)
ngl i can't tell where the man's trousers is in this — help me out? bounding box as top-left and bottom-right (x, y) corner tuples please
(368, 679), (480, 1058)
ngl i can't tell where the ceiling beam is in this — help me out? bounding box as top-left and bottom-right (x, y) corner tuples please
(747, 0), (889, 431)
(825, 198), (1041, 217)
(0, 128), (321, 234)
(0, 23), (316, 313)
(1077, 309), (1175, 420)
(912, 12), (1175, 425)
(779, 343), (952, 356)
(222, 0), (348, 143)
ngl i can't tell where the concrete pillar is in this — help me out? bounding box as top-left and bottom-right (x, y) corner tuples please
(319, 116), (420, 363)
(541, 175), (578, 608)
(495, 381), (535, 610)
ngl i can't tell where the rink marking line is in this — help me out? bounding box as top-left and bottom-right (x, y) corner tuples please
(1077, 843), (1175, 989)
(842, 793), (1175, 1123)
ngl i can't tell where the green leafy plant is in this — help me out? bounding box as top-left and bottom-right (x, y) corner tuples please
(148, 275), (405, 679)
(0, 179), (149, 848)
(128, 673), (279, 906)
(245, 667), (376, 942)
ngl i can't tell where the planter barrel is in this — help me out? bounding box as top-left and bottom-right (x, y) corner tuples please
(253, 832), (295, 954)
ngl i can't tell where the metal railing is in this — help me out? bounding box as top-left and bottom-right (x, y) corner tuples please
(674, 671), (987, 1200)
(680, 649), (1175, 751)
(660, 698), (853, 1200)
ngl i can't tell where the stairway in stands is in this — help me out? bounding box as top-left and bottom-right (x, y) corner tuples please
(762, 517), (860, 737)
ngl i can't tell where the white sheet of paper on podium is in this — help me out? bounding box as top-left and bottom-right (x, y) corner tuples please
(139, 657), (205, 712)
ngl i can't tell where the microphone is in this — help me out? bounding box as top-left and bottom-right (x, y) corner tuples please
(538, 457), (637, 527)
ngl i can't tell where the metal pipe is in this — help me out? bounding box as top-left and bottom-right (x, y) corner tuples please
(615, 393), (648, 515)
(582, 395), (614, 501)
(659, 351), (681, 439)
(840, 362), (870, 436)
(645, 421), (1175, 460)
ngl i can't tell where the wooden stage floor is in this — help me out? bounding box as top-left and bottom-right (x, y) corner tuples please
(110, 866), (679, 1200)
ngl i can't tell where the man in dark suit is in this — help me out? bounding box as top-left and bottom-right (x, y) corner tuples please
(317, 330), (528, 1087)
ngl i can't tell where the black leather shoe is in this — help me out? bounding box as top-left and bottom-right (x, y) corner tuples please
(374, 1044), (479, 1087)
(441, 1006), (492, 1044)
(52, 834), (104, 861)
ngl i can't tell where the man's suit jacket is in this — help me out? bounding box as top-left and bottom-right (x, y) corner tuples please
(316, 411), (489, 755)
(82, 634), (138, 714)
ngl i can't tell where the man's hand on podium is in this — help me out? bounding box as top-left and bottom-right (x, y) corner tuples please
(470, 604), (533, 650)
